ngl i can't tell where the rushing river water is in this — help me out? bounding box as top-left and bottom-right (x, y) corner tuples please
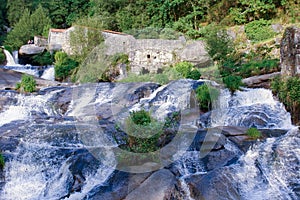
(0, 80), (298, 200)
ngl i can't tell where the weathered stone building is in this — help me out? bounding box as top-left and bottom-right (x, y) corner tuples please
(280, 26), (300, 76)
(47, 27), (211, 74)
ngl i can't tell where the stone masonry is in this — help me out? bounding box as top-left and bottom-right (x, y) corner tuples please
(47, 27), (211, 74)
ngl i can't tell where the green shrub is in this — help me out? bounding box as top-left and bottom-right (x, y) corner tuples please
(203, 25), (235, 64)
(130, 110), (151, 125)
(196, 84), (220, 111)
(0, 49), (5, 64)
(125, 110), (163, 153)
(239, 59), (279, 78)
(245, 20), (277, 42)
(0, 153), (4, 169)
(111, 53), (129, 66)
(16, 74), (36, 93)
(32, 51), (54, 66)
(54, 51), (78, 81)
(223, 75), (243, 93)
(174, 61), (201, 80)
(119, 67), (182, 85)
(246, 127), (262, 139)
(187, 69), (201, 80)
(271, 76), (300, 123)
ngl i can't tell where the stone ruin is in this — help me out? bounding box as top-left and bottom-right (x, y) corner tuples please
(47, 27), (211, 74)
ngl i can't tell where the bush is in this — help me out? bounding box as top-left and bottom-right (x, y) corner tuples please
(203, 25), (235, 64)
(223, 75), (243, 93)
(239, 59), (279, 78)
(119, 67), (182, 85)
(125, 110), (164, 153)
(196, 84), (220, 111)
(174, 61), (201, 80)
(111, 53), (129, 66)
(187, 69), (201, 80)
(271, 76), (300, 124)
(130, 110), (151, 125)
(0, 153), (4, 169)
(245, 20), (276, 42)
(246, 127), (262, 139)
(0, 49), (5, 64)
(16, 74), (36, 93)
(54, 52), (78, 81)
(32, 51), (54, 66)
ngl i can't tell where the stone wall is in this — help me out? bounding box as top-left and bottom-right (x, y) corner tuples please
(280, 26), (300, 76)
(48, 29), (67, 52)
(47, 27), (211, 74)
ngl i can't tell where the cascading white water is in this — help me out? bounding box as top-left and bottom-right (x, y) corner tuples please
(41, 66), (55, 81)
(0, 80), (298, 200)
(0, 90), (59, 127)
(3, 49), (16, 66)
(210, 88), (293, 129)
(12, 51), (19, 65)
(232, 128), (300, 199)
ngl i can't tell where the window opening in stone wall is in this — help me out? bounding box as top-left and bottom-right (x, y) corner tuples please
(147, 54), (150, 59)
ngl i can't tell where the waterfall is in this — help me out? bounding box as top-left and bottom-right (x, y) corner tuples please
(3, 49), (16, 66)
(232, 128), (300, 199)
(208, 88), (293, 129)
(41, 66), (55, 81)
(0, 80), (297, 200)
(12, 51), (19, 64)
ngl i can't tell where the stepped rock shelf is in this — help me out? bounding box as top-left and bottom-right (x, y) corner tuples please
(0, 80), (298, 199)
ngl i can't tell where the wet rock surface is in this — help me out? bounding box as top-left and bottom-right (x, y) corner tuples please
(0, 80), (295, 199)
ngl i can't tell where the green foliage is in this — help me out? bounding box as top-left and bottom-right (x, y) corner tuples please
(271, 76), (300, 123)
(195, 84), (220, 111)
(5, 6), (51, 50)
(125, 110), (163, 153)
(32, 51), (54, 66)
(0, 153), (4, 169)
(54, 51), (78, 81)
(119, 67), (182, 85)
(111, 53), (129, 66)
(70, 16), (104, 63)
(238, 59), (279, 77)
(16, 74), (36, 93)
(129, 110), (151, 126)
(174, 61), (201, 80)
(187, 69), (201, 80)
(126, 27), (181, 40)
(246, 127), (262, 139)
(203, 25), (235, 64)
(245, 20), (277, 42)
(0, 48), (5, 64)
(223, 75), (243, 93)
(73, 44), (110, 83)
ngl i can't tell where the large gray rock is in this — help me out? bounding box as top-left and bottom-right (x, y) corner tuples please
(178, 41), (211, 67)
(280, 26), (300, 76)
(125, 169), (177, 200)
(19, 44), (45, 55)
(242, 72), (281, 88)
(0, 68), (59, 90)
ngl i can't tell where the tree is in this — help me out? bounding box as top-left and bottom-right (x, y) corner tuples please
(4, 5), (51, 50)
(6, 0), (29, 26)
(69, 16), (104, 63)
(203, 25), (235, 64)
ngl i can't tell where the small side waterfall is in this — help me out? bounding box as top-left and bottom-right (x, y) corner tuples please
(232, 128), (300, 199)
(12, 51), (19, 65)
(208, 88), (293, 129)
(3, 49), (16, 66)
(41, 66), (55, 81)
